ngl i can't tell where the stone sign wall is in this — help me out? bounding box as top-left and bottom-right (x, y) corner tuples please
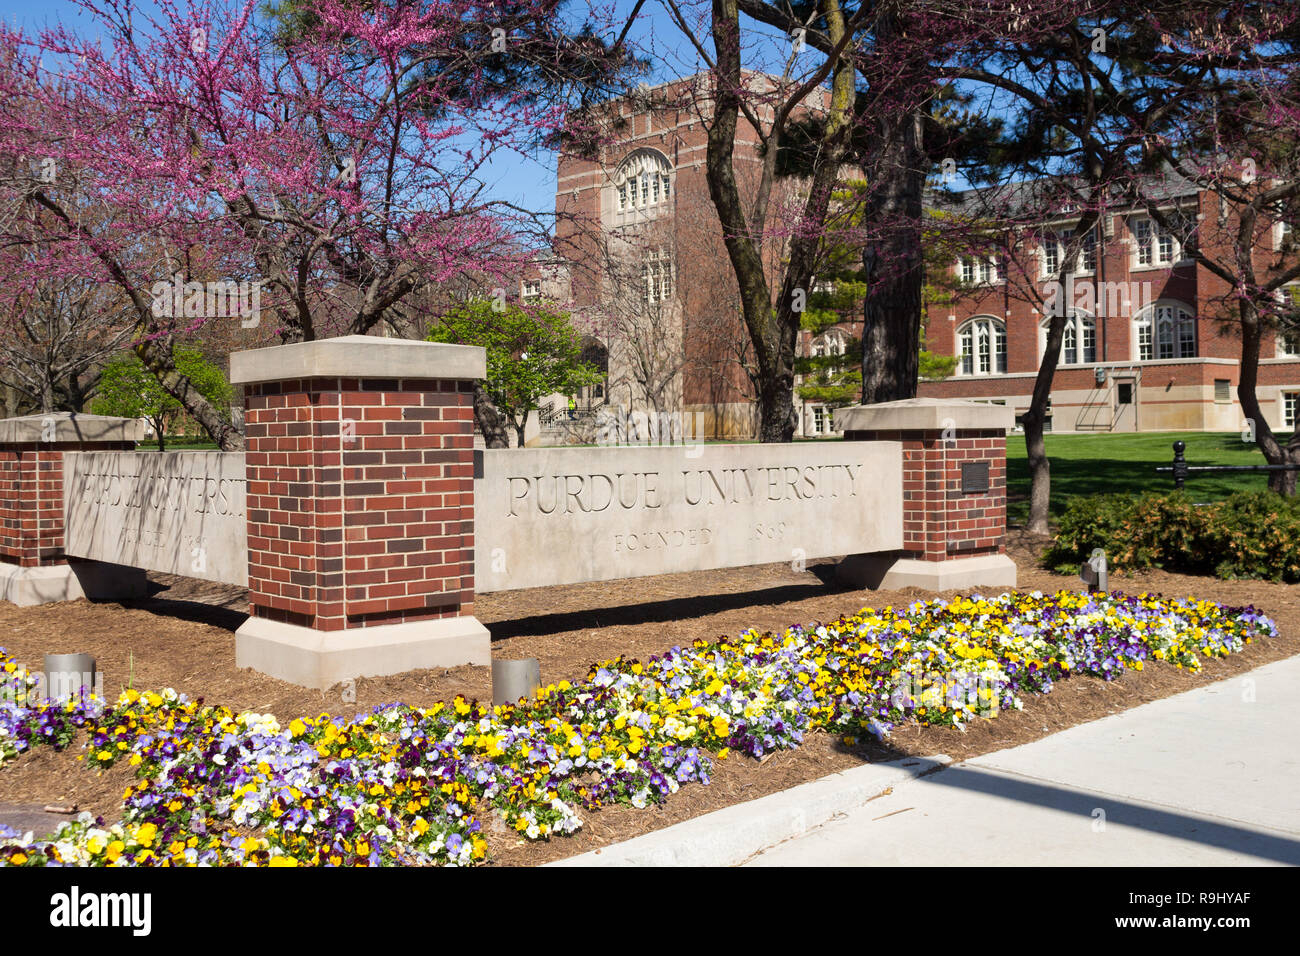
(474, 442), (903, 592)
(63, 452), (248, 586)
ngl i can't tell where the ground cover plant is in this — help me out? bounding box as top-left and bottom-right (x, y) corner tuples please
(1045, 491), (1300, 582)
(0, 589), (1274, 867)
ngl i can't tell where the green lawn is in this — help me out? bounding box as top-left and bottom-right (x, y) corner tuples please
(1005, 431), (1292, 526)
(135, 439), (220, 451)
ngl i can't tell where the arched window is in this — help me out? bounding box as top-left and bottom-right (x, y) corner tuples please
(611, 149), (672, 217)
(1134, 303), (1195, 360)
(811, 331), (846, 357)
(957, 317), (1007, 376)
(1040, 311), (1096, 365)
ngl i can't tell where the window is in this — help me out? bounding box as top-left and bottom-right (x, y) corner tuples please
(612, 150), (672, 216)
(1041, 229), (1095, 277)
(1132, 217), (1179, 267)
(957, 317), (1007, 376)
(824, 335), (845, 356)
(1135, 303), (1196, 360)
(811, 334), (844, 357)
(1041, 312), (1096, 366)
(1133, 219), (1152, 265)
(642, 248), (672, 305)
(1286, 392), (1300, 428)
(1276, 286), (1300, 357)
(1117, 382), (1134, 405)
(812, 406), (826, 434)
(1041, 233), (1061, 277)
(1215, 379), (1231, 403)
(1080, 229), (1097, 273)
(958, 256), (1000, 284)
(521, 280), (540, 302)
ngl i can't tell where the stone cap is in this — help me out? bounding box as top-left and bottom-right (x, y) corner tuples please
(0, 412), (145, 445)
(836, 397), (1015, 433)
(230, 335), (486, 385)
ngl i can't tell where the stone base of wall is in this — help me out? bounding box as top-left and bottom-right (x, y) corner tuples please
(234, 614), (492, 690)
(836, 552), (1018, 591)
(0, 560), (149, 607)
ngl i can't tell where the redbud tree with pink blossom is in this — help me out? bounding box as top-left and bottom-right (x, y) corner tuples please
(0, 0), (630, 449)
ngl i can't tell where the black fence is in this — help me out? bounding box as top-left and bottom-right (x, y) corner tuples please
(1156, 440), (1300, 490)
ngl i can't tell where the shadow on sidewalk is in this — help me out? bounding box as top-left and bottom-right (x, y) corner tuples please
(913, 763), (1300, 864)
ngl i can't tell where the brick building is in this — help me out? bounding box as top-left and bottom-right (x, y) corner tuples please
(539, 74), (835, 440)
(535, 77), (1298, 439)
(918, 175), (1300, 433)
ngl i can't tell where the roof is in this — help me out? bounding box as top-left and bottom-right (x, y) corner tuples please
(929, 166), (1202, 221)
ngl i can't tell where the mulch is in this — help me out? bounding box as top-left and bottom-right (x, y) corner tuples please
(1, 528), (1296, 863)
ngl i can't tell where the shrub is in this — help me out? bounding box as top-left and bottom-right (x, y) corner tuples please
(1043, 491), (1300, 582)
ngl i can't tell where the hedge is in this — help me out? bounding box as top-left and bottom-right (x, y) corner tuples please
(1042, 491), (1300, 582)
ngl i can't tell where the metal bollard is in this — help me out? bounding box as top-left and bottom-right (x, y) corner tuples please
(492, 658), (541, 706)
(1079, 549), (1108, 594)
(43, 653), (96, 701)
(1172, 440), (1188, 490)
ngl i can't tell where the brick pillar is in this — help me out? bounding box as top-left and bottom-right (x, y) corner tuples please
(0, 413), (147, 606)
(835, 399), (1018, 590)
(229, 335), (489, 689)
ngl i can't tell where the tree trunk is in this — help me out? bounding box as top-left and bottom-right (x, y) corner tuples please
(153, 414), (167, 452)
(473, 383), (510, 449)
(860, 113), (926, 403)
(1238, 298), (1298, 494)
(1023, 215), (1103, 531)
(1024, 308), (1067, 534)
(514, 416), (527, 449)
(859, 20), (926, 405)
(757, 367), (796, 442)
(1285, 432), (1300, 496)
(704, 1), (783, 441)
(702, 0), (812, 444)
(134, 340), (244, 451)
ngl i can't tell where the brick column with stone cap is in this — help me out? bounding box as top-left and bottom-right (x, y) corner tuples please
(229, 335), (490, 689)
(0, 412), (148, 606)
(834, 398), (1018, 590)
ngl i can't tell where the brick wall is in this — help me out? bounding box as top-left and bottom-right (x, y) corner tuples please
(844, 428), (1006, 561)
(0, 441), (135, 567)
(243, 376), (476, 632)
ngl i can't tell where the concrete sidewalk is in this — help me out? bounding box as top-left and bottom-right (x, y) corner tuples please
(560, 655), (1300, 866)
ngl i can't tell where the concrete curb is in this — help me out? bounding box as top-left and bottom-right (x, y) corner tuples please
(549, 753), (951, 867)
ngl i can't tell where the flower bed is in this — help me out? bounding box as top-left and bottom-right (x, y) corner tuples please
(0, 590), (1275, 867)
